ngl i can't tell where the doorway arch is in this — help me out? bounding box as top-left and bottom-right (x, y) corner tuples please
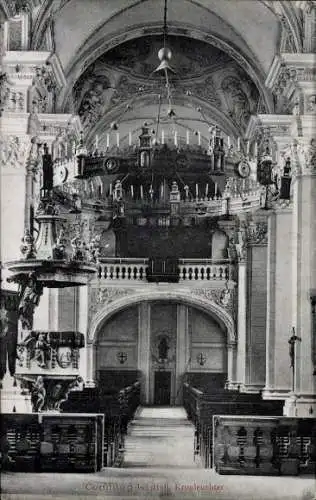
(87, 289), (237, 403)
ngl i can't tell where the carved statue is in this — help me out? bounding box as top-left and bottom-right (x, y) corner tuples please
(34, 333), (50, 368)
(31, 376), (46, 412)
(20, 229), (36, 258)
(53, 229), (66, 260)
(158, 336), (169, 361)
(235, 230), (247, 261)
(18, 274), (43, 331)
(87, 234), (101, 263)
(52, 376), (84, 411)
(71, 236), (86, 261)
(220, 287), (231, 307)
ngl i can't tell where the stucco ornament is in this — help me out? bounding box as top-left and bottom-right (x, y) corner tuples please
(0, 136), (30, 168)
(291, 139), (316, 175)
(89, 287), (136, 320)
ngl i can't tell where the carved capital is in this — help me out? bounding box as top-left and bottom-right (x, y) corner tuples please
(266, 54), (316, 112)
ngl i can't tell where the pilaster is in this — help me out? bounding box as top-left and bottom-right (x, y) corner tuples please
(263, 204), (293, 400)
(176, 304), (188, 404)
(138, 302), (151, 404)
(264, 53), (316, 415)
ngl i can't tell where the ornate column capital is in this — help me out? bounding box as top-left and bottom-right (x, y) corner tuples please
(288, 138), (316, 176)
(2, 51), (66, 116)
(266, 53), (316, 115)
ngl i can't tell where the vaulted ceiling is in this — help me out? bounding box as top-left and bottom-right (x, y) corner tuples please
(1, 0), (309, 147)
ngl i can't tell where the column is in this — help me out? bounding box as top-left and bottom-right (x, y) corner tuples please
(265, 52), (316, 416)
(263, 207), (293, 399)
(78, 286), (89, 381)
(85, 344), (96, 388)
(288, 148), (316, 416)
(138, 302), (151, 404)
(236, 260), (247, 388)
(176, 304), (188, 404)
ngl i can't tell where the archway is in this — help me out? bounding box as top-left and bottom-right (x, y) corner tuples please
(88, 290), (236, 405)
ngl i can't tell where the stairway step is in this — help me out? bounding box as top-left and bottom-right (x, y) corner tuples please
(122, 406), (198, 469)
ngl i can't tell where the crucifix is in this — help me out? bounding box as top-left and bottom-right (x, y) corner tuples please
(197, 353), (207, 366)
(288, 327), (301, 392)
(117, 352), (128, 365)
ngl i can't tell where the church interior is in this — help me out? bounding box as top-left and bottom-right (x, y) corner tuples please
(0, 0), (316, 497)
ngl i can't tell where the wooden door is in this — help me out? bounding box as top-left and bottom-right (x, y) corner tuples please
(154, 371), (171, 405)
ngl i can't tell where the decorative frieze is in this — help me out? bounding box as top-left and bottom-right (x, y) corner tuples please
(89, 287), (136, 320)
(191, 286), (235, 314)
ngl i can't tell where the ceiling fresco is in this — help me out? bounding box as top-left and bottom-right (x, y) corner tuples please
(101, 35), (232, 79)
(72, 35), (260, 136)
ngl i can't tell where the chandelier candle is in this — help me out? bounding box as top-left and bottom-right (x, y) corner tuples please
(186, 130), (190, 145)
(129, 131), (132, 146)
(106, 133), (110, 149)
(116, 132), (120, 148)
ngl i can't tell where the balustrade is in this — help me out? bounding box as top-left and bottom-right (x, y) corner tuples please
(96, 258), (231, 283)
(183, 382), (289, 471)
(213, 415), (316, 476)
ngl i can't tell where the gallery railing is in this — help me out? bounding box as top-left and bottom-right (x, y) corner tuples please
(96, 258), (231, 283)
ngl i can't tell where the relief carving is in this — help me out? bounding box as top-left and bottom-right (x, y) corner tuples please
(246, 221), (268, 245)
(291, 139), (316, 175)
(221, 75), (258, 130)
(0, 136), (30, 169)
(73, 70), (112, 128)
(191, 286), (235, 314)
(89, 287), (135, 319)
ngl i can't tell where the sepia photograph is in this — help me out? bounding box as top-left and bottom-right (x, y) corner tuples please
(0, 0), (315, 499)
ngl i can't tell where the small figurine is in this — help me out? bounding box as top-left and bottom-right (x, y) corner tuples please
(71, 236), (85, 261)
(31, 376), (46, 412)
(18, 273), (43, 331)
(34, 332), (49, 368)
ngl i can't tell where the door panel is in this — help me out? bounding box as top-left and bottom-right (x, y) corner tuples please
(154, 371), (171, 405)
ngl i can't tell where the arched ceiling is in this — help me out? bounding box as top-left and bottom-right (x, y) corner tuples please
(31, 0), (298, 74)
(3, 0), (307, 146)
(71, 34), (261, 146)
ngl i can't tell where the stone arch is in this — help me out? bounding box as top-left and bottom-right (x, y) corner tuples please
(88, 288), (236, 345)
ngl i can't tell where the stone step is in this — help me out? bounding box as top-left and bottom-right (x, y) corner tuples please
(122, 406), (198, 469)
